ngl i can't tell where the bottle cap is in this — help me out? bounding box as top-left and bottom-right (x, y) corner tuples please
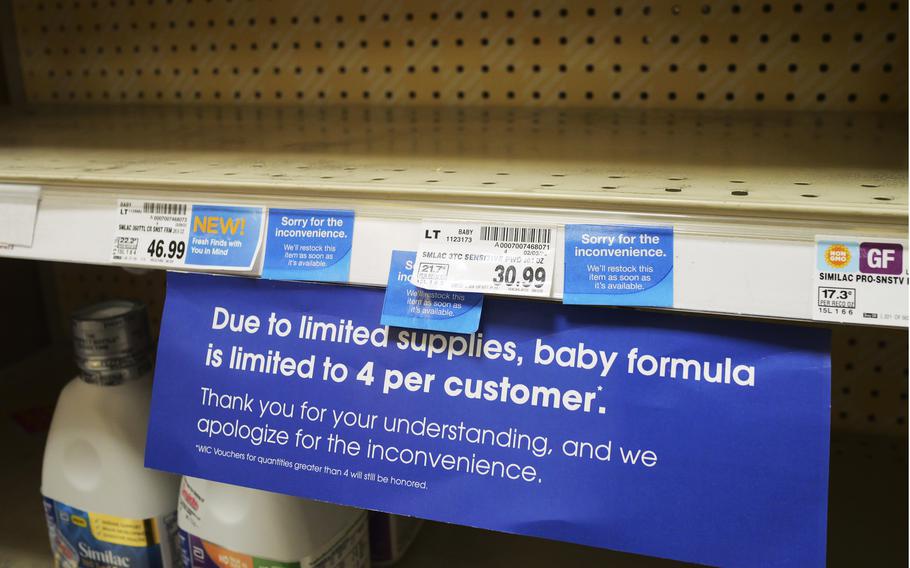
(71, 300), (152, 384)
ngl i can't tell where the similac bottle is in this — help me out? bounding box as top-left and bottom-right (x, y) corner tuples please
(42, 300), (180, 568)
(178, 476), (370, 568)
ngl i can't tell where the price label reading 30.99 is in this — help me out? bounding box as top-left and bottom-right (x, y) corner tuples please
(413, 220), (556, 297)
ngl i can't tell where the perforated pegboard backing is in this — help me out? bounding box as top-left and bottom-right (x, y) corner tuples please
(832, 326), (908, 435)
(10, 0), (908, 110)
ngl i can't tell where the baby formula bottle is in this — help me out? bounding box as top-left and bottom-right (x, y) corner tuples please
(42, 300), (179, 567)
(178, 476), (369, 568)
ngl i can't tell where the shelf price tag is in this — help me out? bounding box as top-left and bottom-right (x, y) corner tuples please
(413, 220), (556, 297)
(813, 236), (908, 325)
(381, 250), (483, 333)
(563, 224), (674, 307)
(0, 184), (40, 247)
(111, 199), (264, 271)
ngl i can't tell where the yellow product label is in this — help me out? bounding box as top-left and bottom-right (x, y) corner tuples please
(88, 512), (158, 547)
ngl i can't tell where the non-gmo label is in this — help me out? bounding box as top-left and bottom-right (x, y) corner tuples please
(813, 236), (908, 325)
(262, 209), (354, 282)
(563, 224), (673, 307)
(381, 250), (483, 333)
(413, 220), (555, 297)
(111, 200), (264, 271)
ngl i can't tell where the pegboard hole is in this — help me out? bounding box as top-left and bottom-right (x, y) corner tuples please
(731, 190), (749, 196)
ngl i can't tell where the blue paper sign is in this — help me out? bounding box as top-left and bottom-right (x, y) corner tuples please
(381, 250), (483, 333)
(263, 209), (354, 282)
(185, 205), (264, 269)
(564, 224), (673, 306)
(147, 272), (830, 568)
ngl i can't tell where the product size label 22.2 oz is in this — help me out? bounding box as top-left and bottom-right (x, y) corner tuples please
(413, 220), (556, 297)
(111, 200), (265, 270)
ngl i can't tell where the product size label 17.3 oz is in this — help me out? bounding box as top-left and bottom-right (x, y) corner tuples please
(111, 200), (265, 271)
(413, 220), (556, 297)
(813, 235), (908, 326)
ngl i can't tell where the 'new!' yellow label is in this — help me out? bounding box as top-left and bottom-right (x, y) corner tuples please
(193, 215), (247, 236)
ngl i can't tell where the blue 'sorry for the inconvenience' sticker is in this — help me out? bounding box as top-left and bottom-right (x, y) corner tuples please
(381, 250), (483, 333)
(262, 209), (354, 282)
(564, 224), (674, 307)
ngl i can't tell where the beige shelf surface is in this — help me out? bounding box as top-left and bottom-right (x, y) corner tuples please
(0, 105), (905, 224)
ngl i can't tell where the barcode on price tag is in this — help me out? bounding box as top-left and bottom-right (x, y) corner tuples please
(142, 202), (187, 215)
(111, 199), (265, 271)
(413, 220), (556, 297)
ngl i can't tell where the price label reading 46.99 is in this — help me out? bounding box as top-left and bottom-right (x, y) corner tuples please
(111, 199), (265, 271)
(413, 220), (556, 297)
(146, 239), (186, 260)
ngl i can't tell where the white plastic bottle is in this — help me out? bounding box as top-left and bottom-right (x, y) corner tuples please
(42, 300), (180, 568)
(178, 476), (370, 568)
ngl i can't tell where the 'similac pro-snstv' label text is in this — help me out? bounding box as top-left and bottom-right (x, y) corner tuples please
(814, 236), (908, 325)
